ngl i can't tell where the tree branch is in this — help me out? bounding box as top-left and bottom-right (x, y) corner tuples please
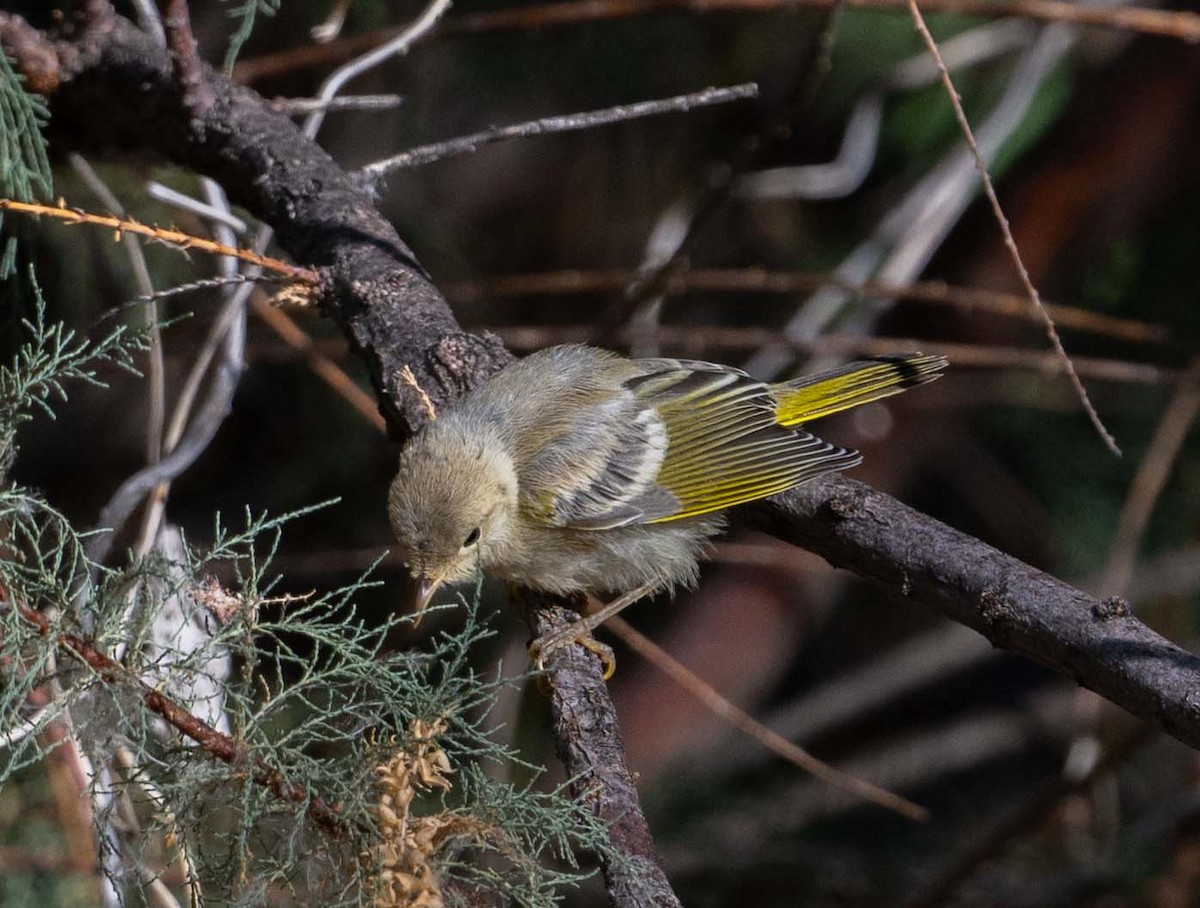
(745, 478), (1200, 752)
(526, 596), (683, 907)
(16, 13), (509, 439)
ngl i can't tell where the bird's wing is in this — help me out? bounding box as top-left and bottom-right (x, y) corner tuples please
(629, 361), (860, 523)
(527, 359), (858, 529)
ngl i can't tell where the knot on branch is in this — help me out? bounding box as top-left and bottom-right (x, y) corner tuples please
(1092, 596), (1131, 621)
(827, 483), (868, 519)
(979, 588), (1015, 626)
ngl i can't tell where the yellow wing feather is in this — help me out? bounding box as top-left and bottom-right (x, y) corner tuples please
(772, 353), (948, 426)
(631, 353), (946, 524)
(630, 369), (857, 523)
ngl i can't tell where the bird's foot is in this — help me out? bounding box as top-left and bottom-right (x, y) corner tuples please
(530, 624), (617, 680)
(528, 583), (658, 682)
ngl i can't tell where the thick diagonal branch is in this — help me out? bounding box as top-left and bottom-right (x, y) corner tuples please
(24, 14), (509, 438)
(747, 479), (1200, 751)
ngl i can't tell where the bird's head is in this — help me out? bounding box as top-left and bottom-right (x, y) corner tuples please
(387, 420), (518, 618)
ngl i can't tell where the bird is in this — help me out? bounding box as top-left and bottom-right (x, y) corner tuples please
(387, 344), (947, 671)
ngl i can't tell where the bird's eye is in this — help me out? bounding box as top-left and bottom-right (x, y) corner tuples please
(462, 527), (481, 548)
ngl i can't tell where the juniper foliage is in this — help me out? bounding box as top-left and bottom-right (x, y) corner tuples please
(0, 295), (610, 905)
(0, 51), (51, 277)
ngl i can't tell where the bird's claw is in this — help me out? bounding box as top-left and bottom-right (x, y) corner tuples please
(530, 627), (616, 681)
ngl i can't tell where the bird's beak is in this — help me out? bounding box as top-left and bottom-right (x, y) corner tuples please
(411, 574), (441, 628)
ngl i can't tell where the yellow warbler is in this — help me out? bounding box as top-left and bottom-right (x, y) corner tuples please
(388, 344), (946, 666)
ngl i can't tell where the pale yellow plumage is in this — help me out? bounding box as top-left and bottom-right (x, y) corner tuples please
(387, 345), (947, 621)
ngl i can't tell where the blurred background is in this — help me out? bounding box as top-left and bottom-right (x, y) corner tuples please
(4, 0), (1200, 904)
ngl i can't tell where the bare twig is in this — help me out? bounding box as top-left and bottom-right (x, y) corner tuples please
(743, 24), (1070, 379)
(153, 0), (214, 113)
(114, 746), (203, 908)
(697, 624), (995, 781)
(134, 274), (288, 302)
(133, 181), (250, 557)
(907, 0), (1118, 455)
(250, 294), (388, 433)
(606, 616), (929, 821)
(1101, 359), (1200, 595)
(268, 93), (403, 116)
(492, 325), (1179, 386)
(301, 0), (453, 142)
(13, 600), (357, 836)
(359, 83), (759, 181)
(145, 182), (249, 232)
(312, 0), (354, 43)
(0, 199), (319, 283)
(592, 7), (843, 342)
(447, 268), (1170, 345)
(90, 183), (249, 564)
(69, 155), (166, 470)
(232, 0), (1200, 84)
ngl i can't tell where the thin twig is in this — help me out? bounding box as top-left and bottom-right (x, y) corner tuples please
(592, 8), (843, 342)
(1101, 358), (1200, 595)
(145, 182), (249, 233)
(90, 183), (249, 564)
(135, 274), (288, 303)
(13, 601), (357, 835)
(742, 23), (1070, 380)
(268, 93), (403, 116)
(301, 0), (453, 142)
(248, 323), (1180, 386)
(907, 0), (1119, 455)
(69, 155), (166, 470)
(312, 0), (354, 43)
(446, 268), (1170, 345)
(114, 746), (203, 908)
(0, 199), (319, 282)
(605, 616), (929, 821)
(232, 0), (1200, 84)
(491, 325), (1179, 386)
(250, 294), (388, 433)
(153, 0), (214, 113)
(133, 181), (249, 558)
(359, 83), (759, 181)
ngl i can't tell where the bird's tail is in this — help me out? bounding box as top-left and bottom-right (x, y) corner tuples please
(771, 353), (948, 427)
